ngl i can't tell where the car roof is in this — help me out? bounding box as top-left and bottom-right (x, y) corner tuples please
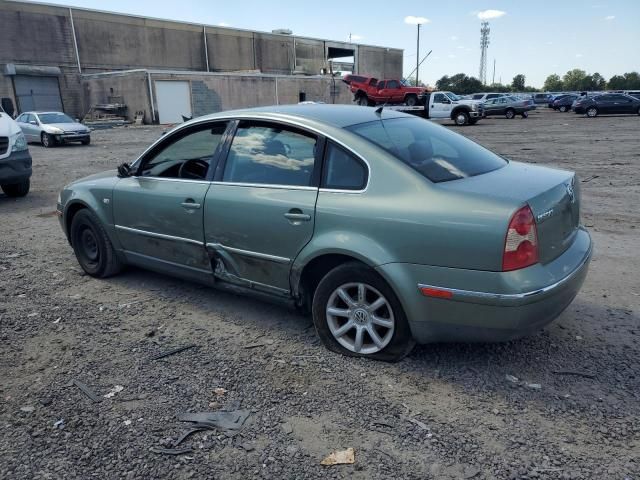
(23, 111), (66, 115)
(195, 104), (410, 129)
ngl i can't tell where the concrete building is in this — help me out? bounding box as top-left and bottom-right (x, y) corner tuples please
(0, 1), (403, 123)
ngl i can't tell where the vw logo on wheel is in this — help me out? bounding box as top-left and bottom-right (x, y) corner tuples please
(353, 309), (369, 324)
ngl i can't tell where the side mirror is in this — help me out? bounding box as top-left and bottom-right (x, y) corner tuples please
(117, 162), (131, 178)
(30, 120), (37, 125)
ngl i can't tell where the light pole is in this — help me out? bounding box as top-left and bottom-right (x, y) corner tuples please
(404, 16), (429, 86)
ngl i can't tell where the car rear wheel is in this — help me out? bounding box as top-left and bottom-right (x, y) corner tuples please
(312, 262), (415, 362)
(453, 111), (469, 126)
(505, 108), (516, 119)
(559, 105), (568, 112)
(521, 111), (529, 118)
(41, 132), (55, 148)
(70, 209), (122, 278)
(586, 107), (598, 117)
(405, 94), (418, 106)
(1, 179), (30, 197)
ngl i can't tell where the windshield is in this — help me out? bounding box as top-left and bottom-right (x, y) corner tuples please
(38, 113), (75, 124)
(347, 117), (507, 183)
(446, 92), (461, 101)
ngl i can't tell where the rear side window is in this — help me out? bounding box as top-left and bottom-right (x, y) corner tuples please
(222, 123), (317, 187)
(347, 117), (507, 183)
(322, 142), (367, 190)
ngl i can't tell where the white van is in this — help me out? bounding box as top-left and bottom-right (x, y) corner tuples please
(0, 107), (32, 197)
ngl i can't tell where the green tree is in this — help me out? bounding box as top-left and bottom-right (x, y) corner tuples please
(607, 74), (627, 90)
(543, 74), (564, 91)
(590, 72), (607, 90)
(404, 77), (427, 87)
(511, 74), (526, 91)
(435, 73), (483, 94)
(562, 69), (588, 91)
(623, 71), (640, 89)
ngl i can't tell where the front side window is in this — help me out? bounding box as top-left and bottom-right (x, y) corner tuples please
(322, 142), (367, 190)
(38, 113), (74, 124)
(433, 93), (446, 103)
(347, 117), (507, 183)
(387, 80), (399, 89)
(222, 123), (317, 187)
(139, 122), (228, 179)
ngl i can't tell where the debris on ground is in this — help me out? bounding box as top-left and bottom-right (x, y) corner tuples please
(525, 383), (542, 390)
(552, 370), (596, 379)
(150, 344), (196, 361)
(320, 448), (355, 466)
(53, 419), (64, 429)
(177, 410), (250, 431)
(20, 406), (35, 413)
(149, 446), (193, 456)
(505, 374), (519, 383)
(212, 387), (227, 397)
(103, 385), (124, 399)
(72, 379), (102, 403)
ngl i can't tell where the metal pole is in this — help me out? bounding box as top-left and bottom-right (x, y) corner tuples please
(416, 24), (420, 85)
(203, 26), (210, 72)
(147, 72), (156, 123)
(492, 59), (496, 85)
(69, 8), (82, 74)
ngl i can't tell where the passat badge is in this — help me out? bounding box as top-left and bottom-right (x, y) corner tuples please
(537, 209), (554, 222)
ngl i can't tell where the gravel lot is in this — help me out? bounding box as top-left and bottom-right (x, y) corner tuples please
(1, 108), (638, 479)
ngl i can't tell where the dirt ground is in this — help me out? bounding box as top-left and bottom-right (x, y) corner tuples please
(1, 108), (638, 480)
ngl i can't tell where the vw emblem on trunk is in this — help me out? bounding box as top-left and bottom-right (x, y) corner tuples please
(566, 181), (575, 203)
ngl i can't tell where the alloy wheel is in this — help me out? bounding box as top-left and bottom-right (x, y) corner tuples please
(587, 107), (597, 117)
(326, 282), (395, 355)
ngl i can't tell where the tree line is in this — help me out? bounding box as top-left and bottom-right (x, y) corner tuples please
(424, 70), (640, 94)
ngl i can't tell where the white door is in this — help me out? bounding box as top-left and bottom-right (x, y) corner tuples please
(155, 81), (192, 124)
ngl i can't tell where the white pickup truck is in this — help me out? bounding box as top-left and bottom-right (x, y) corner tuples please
(424, 91), (484, 125)
(383, 91), (484, 126)
(0, 107), (32, 197)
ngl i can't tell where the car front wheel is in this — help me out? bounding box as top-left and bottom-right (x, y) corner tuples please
(559, 105), (568, 112)
(41, 132), (55, 148)
(1, 179), (30, 197)
(505, 108), (516, 119)
(70, 209), (123, 278)
(586, 107), (598, 117)
(453, 111), (469, 126)
(312, 262), (415, 362)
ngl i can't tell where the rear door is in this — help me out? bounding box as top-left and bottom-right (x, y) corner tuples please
(203, 120), (321, 293)
(113, 121), (229, 276)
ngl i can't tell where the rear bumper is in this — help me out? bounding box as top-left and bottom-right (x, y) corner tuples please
(0, 149), (32, 185)
(377, 227), (592, 343)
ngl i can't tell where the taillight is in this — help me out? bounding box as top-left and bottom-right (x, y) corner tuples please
(502, 205), (539, 271)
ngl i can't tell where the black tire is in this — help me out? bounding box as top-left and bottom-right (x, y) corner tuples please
(357, 95), (369, 107)
(41, 132), (55, 148)
(586, 107), (598, 118)
(405, 94), (418, 106)
(559, 105), (568, 112)
(521, 111), (529, 118)
(70, 209), (122, 278)
(453, 110), (469, 126)
(311, 262), (415, 362)
(81, 137), (91, 145)
(505, 108), (516, 119)
(1, 179), (30, 197)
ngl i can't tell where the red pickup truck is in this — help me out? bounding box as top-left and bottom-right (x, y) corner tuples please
(350, 77), (428, 106)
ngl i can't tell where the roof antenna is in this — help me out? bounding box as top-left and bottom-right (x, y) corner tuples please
(375, 105), (384, 115)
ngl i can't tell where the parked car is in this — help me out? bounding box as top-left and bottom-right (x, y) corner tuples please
(350, 78), (428, 106)
(625, 91), (640, 100)
(470, 92), (508, 102)
(16, 111), (91, 148)
(57, 105), (592, 361)
(0, 106), (32, 197)
(341, 74), (369, 86)
(533, 93), (552, 104)
(553, 94), (579, 112)
(573, 94), (640, 117)
(483, 95), (534, 118)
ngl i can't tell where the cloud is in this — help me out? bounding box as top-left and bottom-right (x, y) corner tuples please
(404, 16), (430, 25)
(448, 54), (456, 59)
(477, 9), (506, 20)
(457, 45), (465, 49)
(604, 15), (615, 20)
(218, 22), (230, 27)
(546, 41), (553, 45)
(349, 34), (364, 41)
(450, 35), (458, 41)
(576, 53), (584, 58)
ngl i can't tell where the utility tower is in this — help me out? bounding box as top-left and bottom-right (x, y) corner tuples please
(479, 21), (490, 85)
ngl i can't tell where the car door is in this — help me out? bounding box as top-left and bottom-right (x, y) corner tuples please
(596, 95), (615, 114)
(203, 120), (321, 293)
(112, 121), (229, 278)
(386, 80), (402, 102)
(613, 94), (635, 113)
(19, 114), (36, 141)
(375, 81), (388, 103)
(483, 98), (498, 115)
(429, 93), (451, 118)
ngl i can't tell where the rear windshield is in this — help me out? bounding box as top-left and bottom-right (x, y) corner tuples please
(39, 113), (74, 124)
(347, 117), (507, 183)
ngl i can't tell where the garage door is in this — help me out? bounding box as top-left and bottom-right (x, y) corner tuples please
(14, 75), (63, 113)
(155, 81), (192, 124)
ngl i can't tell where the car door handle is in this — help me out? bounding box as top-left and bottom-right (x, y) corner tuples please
(181, 200), (201, 210)
(284, 212), (311, 221)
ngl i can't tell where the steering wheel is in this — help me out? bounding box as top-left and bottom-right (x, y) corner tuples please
(179, 158), (209, 180)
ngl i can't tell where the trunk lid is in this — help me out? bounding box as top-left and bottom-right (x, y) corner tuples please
(439, 161), (580, 265)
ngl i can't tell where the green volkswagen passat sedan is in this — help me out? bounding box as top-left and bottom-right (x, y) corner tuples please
(57, 105), (592, 361)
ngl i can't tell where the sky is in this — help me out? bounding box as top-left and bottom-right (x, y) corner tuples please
(39, 0), (640, 88)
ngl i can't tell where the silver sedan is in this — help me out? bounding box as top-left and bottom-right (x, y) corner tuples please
(15, 111), (91, 148)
